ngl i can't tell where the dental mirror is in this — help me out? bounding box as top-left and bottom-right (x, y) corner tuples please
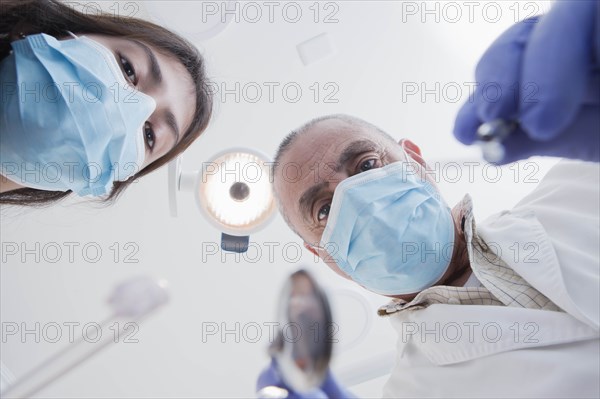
(268, 269), (333, 393)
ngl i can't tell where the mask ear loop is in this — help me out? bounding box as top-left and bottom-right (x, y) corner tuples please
(310, 242), (327, 251)
(399, 145), (426, 184)
(400, 144), (427, 172)
(399, 144), (444, 201)
(309, 241), (341, 261)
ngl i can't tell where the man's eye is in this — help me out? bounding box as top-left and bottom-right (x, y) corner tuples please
(144, 122), (155, 151)
(317, 203), (331, 222)
(119, 55), (137, 85)
(358, 158), (378, 173)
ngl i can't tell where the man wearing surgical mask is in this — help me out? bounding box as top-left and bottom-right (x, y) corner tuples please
(274, 115), (480, 299)
(269, 114), (599, 397)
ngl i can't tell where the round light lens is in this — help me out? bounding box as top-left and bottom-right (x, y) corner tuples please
(198, 149), (276, 235)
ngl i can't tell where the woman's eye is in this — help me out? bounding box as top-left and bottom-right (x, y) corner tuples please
(144, 122), (155, 151)
(317, 203), (331, 222)
(358, 158), (378, 173)
(119, 55), (137, 85)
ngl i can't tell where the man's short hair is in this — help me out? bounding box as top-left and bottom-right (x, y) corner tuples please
(273, 114), (395, 172)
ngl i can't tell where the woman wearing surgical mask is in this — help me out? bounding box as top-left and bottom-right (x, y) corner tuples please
(0, 0), (213, 205)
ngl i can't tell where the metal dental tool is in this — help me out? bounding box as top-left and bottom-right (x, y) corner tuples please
(476, 119), (518, 163)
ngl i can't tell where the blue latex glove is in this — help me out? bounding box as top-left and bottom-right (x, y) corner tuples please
(453, 0), (600, 164)
(256, 359), (356, 399)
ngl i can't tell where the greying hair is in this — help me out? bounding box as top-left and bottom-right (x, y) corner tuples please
(273, 114), (395, 174)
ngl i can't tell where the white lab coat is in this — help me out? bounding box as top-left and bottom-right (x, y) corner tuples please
(383, 160), (600, 398)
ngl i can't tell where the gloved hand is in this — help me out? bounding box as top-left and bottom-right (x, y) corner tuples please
(453, 0), (600, 164)
(256, 359), (356, 399)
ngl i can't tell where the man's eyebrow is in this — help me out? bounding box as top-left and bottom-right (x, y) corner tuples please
(299, 181), (329, 221)
(335, 139), (380, 172)
(165, 110), (180, 147)
(132, 40), (162, 85)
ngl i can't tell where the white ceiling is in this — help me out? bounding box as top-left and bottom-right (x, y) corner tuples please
(1, 1), (556, 397)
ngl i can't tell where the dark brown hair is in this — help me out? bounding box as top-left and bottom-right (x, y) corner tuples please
(0, 0), (213, 206)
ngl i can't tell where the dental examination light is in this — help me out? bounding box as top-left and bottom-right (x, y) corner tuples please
(168, 148), (276, 253)
(2, 276), (169, 399)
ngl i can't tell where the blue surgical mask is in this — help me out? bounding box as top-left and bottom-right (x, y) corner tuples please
(319, 159), (455, 296)
(0, 33), (156, 196)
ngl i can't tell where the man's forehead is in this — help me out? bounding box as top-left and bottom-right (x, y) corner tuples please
(282, 121), (377, 165)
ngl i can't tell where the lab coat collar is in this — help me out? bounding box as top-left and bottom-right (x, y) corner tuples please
(478, 207), (599, 329)
(389, 302), (599, 366)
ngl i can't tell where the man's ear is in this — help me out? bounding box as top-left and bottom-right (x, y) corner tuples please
(400, 139), (427, 168)
(399, 138), (422, 156)
(304, 242), (320, 258)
